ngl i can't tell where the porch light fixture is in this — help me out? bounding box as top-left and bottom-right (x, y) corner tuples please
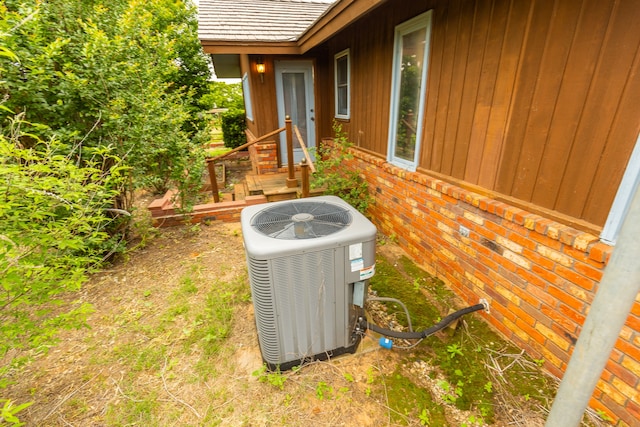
(256, 59), (265, 82)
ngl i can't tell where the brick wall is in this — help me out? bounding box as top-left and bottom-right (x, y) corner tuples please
(248, 140), (279, 174)
(148, 190), (267, 227)
(341, 145), (639, 425)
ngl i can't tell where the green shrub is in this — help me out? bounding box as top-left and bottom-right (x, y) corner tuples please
(220, 109), (247, 149)
(0, 120), (126, 386)
(311, 122), (373, 214)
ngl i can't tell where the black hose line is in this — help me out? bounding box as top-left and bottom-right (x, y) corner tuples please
(366, 303), (486, 340)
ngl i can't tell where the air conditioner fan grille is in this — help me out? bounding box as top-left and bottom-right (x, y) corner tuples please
(251, 200), (352, 239)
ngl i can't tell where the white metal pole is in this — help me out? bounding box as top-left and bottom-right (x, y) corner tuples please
(545, 184), (640, 426)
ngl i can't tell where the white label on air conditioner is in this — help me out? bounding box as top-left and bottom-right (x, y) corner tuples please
(359, 265), (375, 280)
(351, 258), (364, 272)
(349, 243), (363, 260)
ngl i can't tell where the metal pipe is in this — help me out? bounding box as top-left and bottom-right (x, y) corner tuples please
(545, 183), (640, 426)
(367, 296), (414, 332)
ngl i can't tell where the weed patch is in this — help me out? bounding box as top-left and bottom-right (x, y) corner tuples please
(369, 247), (559, 425)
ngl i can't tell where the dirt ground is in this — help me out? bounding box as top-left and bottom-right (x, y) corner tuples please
(2, 204), (586, 426)
(1, 218), (407, 426)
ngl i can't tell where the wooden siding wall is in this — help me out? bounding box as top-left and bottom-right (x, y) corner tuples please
(243, 54), (280, 139)
(326, 3), (428, 154)
(323, 0), (640, 229)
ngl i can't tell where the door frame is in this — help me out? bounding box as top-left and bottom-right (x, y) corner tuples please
(274, 60), (316, 166)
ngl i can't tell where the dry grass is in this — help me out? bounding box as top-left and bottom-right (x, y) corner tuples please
(2, 215), (611, 426)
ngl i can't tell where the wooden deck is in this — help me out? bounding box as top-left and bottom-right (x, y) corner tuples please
(243, 172), (300, 202)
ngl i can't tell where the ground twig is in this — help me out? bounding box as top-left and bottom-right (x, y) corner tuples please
(161, 357), (201, 419)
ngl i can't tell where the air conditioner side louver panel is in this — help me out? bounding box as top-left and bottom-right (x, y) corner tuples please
(247, 257), (279, 363)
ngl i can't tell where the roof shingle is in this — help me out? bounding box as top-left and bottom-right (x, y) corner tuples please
(198, 0), (337, 43)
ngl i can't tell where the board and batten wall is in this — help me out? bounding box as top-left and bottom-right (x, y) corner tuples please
(323, 0), (640, 232)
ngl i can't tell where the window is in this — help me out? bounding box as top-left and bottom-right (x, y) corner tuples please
(387, 11), (432, 171)
(242, 72), (254, 122)
(334, 49), (350, 119)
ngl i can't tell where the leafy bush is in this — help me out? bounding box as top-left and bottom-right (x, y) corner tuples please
(0, 0), (211, 202)
(200, 81), (244, 111)
(0, 117), (126, 386)
(0, 1), (213, 419)
(311, 122), (373, 214)
(220, 109), (247, 149)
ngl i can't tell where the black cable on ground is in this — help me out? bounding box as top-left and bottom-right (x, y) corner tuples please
(366, 303), (486, 340)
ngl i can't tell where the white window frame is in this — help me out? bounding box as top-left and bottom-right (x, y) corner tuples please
(601, 132), (640, 245)
(334, 49), (351, 120)
(242, 72), (254, 122)
(387, 11), (433, 171)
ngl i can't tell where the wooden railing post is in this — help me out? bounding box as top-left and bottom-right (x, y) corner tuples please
(285, 116), (297, 188)
(206, 159), (220, 203)
(300, 158), (310, 198)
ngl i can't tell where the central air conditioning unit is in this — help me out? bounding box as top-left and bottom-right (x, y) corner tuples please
(241, 195), (377, 371)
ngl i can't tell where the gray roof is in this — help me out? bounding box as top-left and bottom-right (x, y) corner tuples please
(198, 0), (338, 43)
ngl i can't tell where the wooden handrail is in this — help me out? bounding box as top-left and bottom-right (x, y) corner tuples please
(206, 126), (286, 163)
(205, 118), (317, 201)
(205, 126), (285, 202)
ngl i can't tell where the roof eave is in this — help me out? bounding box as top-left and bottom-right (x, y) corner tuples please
(198, 0), (389, 55)
(200, 41), (302, 55)
(297, 0), (388, 53)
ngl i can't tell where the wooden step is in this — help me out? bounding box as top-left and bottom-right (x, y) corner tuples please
(233, 180), (248, 201)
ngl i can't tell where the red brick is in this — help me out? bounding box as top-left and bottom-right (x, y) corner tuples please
(515, 320), (546, 346)
(632, 301), (640, 317)
(503, 220), (529, 236)
(493, 252), (518, 273)
(507, 301), (536, 326)
(606, 360), (639, 388)
(558, 303), (586, 326)
(492, 300), (517, 322)
(573, 261), (604, 282)
(485, 220), (508, 237)
(587, 398), (616, 423)
(532, 264), (562, 286)
(541, 304), (579, 333)
(601, 393), (634, 426)
(555, 265), (596, 291)
(513, 317), (547, 345)
(534, 218), (553, 235)
(513, 211), (530, 225)
(442, 193), (458, 204)
(487, 315), (513, 339)
(475, 250), (500, 273)
(589, 242), (612, 264)
(624, 314), (640, 333)
(548, 285), (585, 312)
(525, 282), (558, 307)
(515, 267), (548, 290)
(507, 232), (536, 250)
(541, 339), (571, 365)
(562, 245), (591, 263)
(559, 228), (581, 246)
(626, 399), (640, 423)
(511, 283), (543, 308)
(523, 248), (556, 270)
(615, 338), (640, 364)
(474, 224), (497, 241)
(529, 232), (563, 251)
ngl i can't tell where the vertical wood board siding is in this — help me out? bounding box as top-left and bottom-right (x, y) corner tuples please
(325, 0), (640, 228)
